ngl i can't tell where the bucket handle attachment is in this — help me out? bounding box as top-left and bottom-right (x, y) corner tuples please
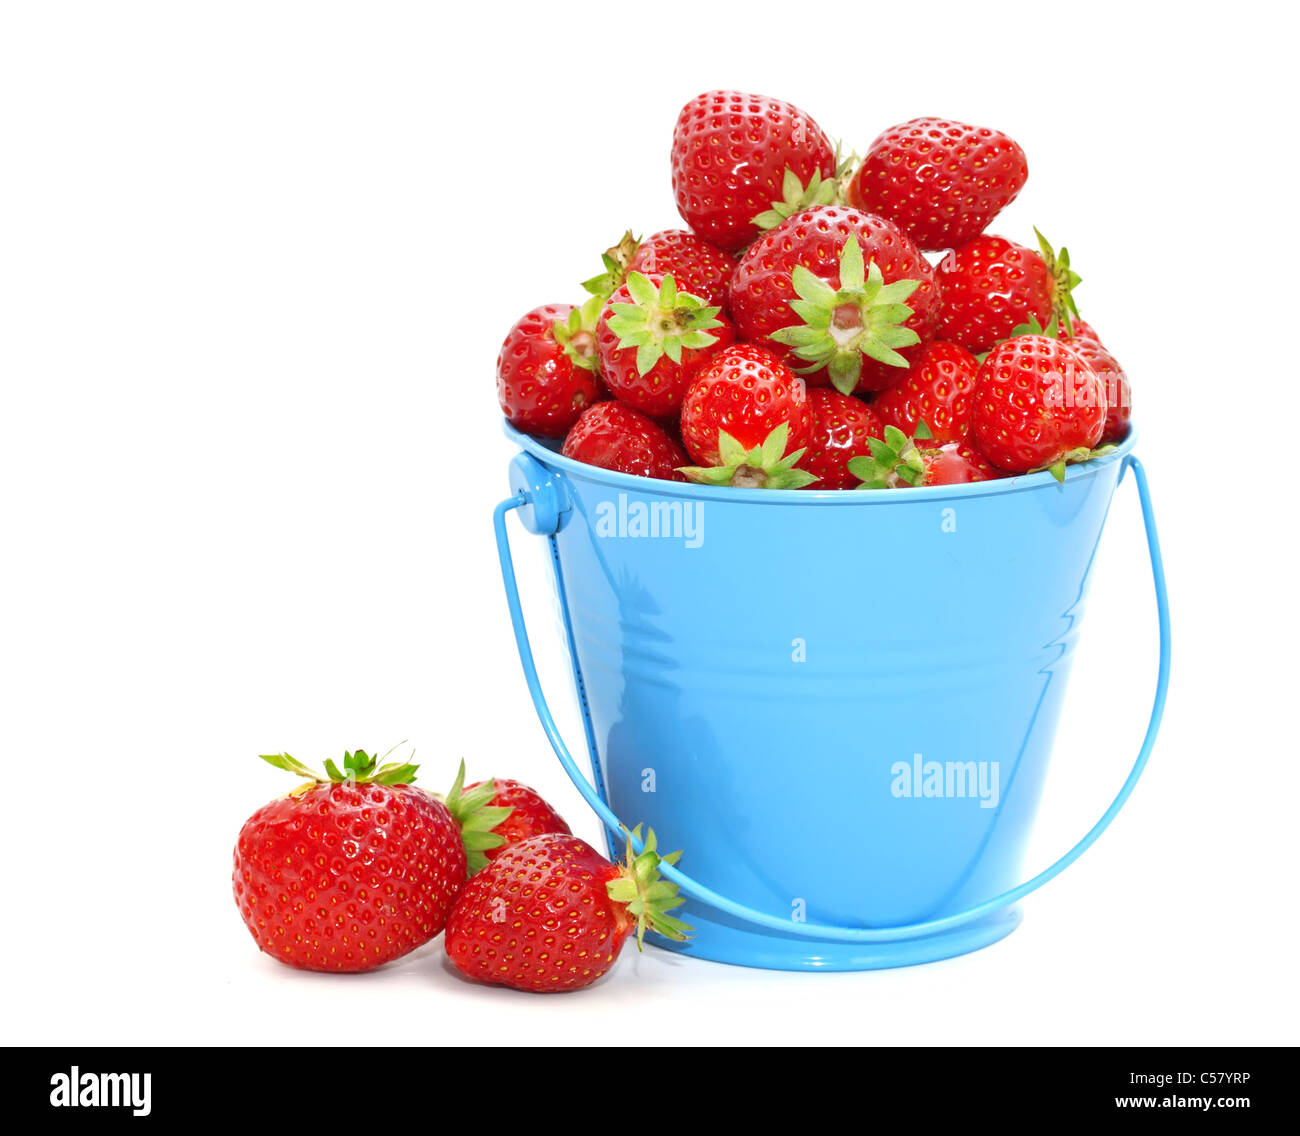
(493, 454), (1171, 943)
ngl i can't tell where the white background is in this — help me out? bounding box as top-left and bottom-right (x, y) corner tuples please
(2, 1), (1296, 1047)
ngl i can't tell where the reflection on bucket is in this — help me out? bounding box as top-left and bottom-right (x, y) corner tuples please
(495, 422), (1170, 972)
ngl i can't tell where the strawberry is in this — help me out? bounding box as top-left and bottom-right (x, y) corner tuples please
(971, 334), (1108, 478)
(562, 401), (689, 481)
(627, 229), (736, 309)
(671, 90), (837, 254)
(935, 230), (1081, 353)
(497, 302), (604, 437)
(1007, 314), (1132, 448)
(1061, 319), (1131, 445)
(845, 117), (1028, 251)
(233, 749), (507, 972)
(451, 773), (571, 867)
(678, 343), (816, 488)
(597, 272), (734, 419)
(802, 388), (884, 490)
(920, 442), (1000, 486)
(444, 829), (691, 993)
(729, 205), (940, 394)
(849, 423), (998, 488)
(871, 340), (980, 445)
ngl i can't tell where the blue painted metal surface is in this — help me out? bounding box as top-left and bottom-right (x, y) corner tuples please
(494, 424), (1170, 970)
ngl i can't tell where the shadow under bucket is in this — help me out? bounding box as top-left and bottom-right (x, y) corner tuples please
(495, 422), (1170, 971)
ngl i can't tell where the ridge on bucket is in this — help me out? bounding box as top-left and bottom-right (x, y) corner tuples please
(493, 421), (1170, 971)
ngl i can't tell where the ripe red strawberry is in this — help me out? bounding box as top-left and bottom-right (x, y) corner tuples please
(803, 388), (884, 490)
(920, 442), (1000, 486)
(936, 230), (1081, 353)
(849, 423), (999, 488)
(845, 118), (1028, 251)
(671, 90), (837, 254)
(627, 229), (736, 308)
(871, 341), (980, 445)
(233, 749), (506, 972)
(971, 334), (1107, 478)
(679, 343), (816, 488)
(445, 829), (691, 993)
(1061, 319), (1131, 445)
(562, 401), (689, 481)
(729, 205), (940, 394)
(597, 272), (734, 419)
(497, 302), (604, 437)
(457, 776), (571, 866)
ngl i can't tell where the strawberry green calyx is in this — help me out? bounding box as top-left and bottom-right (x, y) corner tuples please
(1034, 228), (1082, 338)
(679, 424), (820, 490)
(607, 271), (725, 377)
(752, 165), (840, 231)
(1008, 313), (1061, 340)
(582, 230), (641, 302)
(605, 826), (692, 950)
(1038, 444), (1118, 485)
(829, 140), (861, 202)
(770, 237), (922, 395)
(259, 745), (419, 797)
(847, 421), (934, 489)
(441, 759), (513, 874)
(552, 296), (603, 373)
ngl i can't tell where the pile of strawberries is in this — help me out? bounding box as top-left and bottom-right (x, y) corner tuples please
(232, 750), (688, 992)
(497, 92), (1131, 489)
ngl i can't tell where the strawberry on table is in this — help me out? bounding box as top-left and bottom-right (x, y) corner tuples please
(445, 829), (691, 993)
(729, 205), (940, 394)
(971, 334), (1108, 478)
(802, 388), (885, 490)
(871, 340), (980, 445)
(627, 229), (736, 309)
(597, 272), (733, 419)
(850, 422), (998, 488)
(497, 302), (605, 437)
(671, 90), (837, 254)
(678, 343), (816, 488)
(562, 401), (688, 482)
(845, 117), (1028, 251)
(232, 749), (508, 973)
(935, 230), (1081, 353)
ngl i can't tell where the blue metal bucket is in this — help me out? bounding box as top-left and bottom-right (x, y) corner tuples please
(494, 422), (1170, 971)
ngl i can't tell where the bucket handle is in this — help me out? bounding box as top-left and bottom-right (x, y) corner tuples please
(493, 454), (1171, 943)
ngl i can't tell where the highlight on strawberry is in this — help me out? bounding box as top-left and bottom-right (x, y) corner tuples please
(496, 90), (1132, 487)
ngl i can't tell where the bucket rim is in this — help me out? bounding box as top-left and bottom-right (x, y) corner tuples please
(503, 420), (1137, 505)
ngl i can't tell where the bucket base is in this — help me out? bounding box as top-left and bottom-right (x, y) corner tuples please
(649, 905), (1023, 972)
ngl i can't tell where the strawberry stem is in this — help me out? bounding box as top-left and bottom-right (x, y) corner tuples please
(679, 424), (819, 490)
(442, 759), (514, 875)
(606, 272), (725, 376)
(770, 237), (922, 394)
(604, 826), (692, 950)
